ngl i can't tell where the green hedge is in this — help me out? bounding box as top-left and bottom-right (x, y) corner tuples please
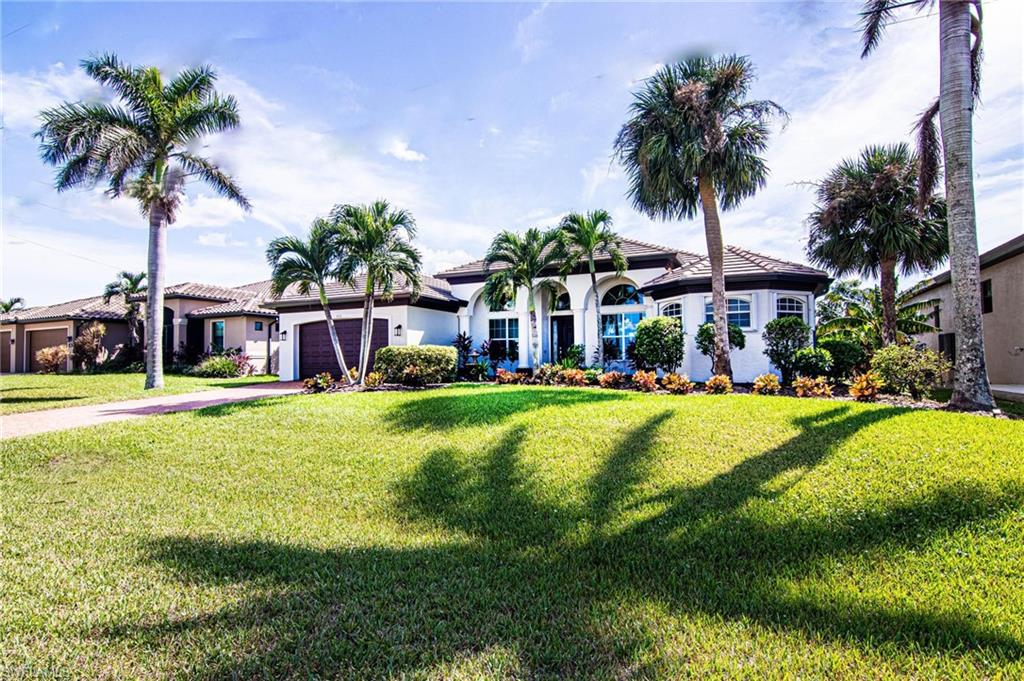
(374, 345), (457, 384)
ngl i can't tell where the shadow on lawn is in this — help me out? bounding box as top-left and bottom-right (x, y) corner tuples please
(0, 395), (84, 406)
(120, 402), (1023, 677)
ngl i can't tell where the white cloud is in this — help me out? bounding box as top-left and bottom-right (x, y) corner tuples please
(196, 232), (245, 248)
(0, 62), (101, 131)
(383, 139), (428, 162)
(581, 157), (619, 200)
(514, 3), (550, 63)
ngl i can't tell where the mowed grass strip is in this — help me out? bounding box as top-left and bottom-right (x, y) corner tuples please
(0, 372), (279, 415)
(1, 385), (1022, 679)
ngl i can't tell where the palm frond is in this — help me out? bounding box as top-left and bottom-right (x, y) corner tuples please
(174, 152), (251, 210)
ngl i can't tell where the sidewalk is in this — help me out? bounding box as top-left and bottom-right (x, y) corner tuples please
(1, 381), (304, 440)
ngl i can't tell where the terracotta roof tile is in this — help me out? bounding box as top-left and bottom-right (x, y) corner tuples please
(642, 245), (829, 288)
(0, 294), (129, 324)
(265, 273), (463, 306)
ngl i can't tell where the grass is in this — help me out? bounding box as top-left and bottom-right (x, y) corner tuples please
(929, 387), (1024, 418)
(1, 385), (1022, 679)
(0, 372), (279, 415)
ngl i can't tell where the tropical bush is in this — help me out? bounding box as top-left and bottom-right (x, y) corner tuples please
(632, 369), (658, 392)
(704, 374), (733, 394)
(452, 332), (473, 369)
(303, 372), (334, 392)
(752, 373), (782, 395)
(533, 363), (560, 386)
(598, 371), (627, 389)
(849, 371), (884, 402)
(374, 345), (457, 384)
(556, 368), (587, 387)
(870, 345), (950, 400)
(495, 368), (523, 385)
(72, 322), (107, 371)
(557, 344), (586, 370)
(364, 371), (385, 388)
(632, 316), (685, 372)
(818, 337), (868, 380)
(583, 367), (604, 385)
(793, 375), (833, 398)
(661, 373), (695, 395)
(794, 347), (833, 378)
(401, 365), (426, 387)
(34, 345), (68, 374)
(465, 358), (491, 382)
(190, 354), (242, 378)
(761, 317), (810, 384)
(695, 322), (745, 361)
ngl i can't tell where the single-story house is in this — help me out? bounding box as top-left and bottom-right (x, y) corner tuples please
(1, 280), (279, 374)
(270, 238), (831, 382)
(908, 233), (1023, 399)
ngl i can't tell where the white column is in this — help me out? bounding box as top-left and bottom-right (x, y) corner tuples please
(172, 318), (188, 355)
(457, 312), (471, 335)
(517, 311), (530, 369)
(572, 308), (586, 349)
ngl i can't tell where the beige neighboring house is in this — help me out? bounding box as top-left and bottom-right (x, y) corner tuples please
(2, 280), (279, 374)
(908, 234), (1024, 400)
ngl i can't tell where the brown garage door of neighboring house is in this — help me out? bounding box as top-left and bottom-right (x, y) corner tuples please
(0, 331), (10, 372)
(28, 328), (68, 372)
(298, 318), (389, 379)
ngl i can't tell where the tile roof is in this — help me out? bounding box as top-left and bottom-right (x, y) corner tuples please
(127, 281), (261, 303)
(0, 294), (130, 324)
(265, 273), (463, 307)
(188, 298), (277, 319)
(642, 245), (829, 288)
(435, 236), (694, 278)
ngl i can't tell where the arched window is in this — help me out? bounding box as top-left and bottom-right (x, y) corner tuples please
(602, 284), (642, 306)
(553, 292), (571, 311)
(776, 296), (805, 320)
(661, 302), (683, 318)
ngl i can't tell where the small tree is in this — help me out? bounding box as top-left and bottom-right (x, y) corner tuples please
(761, 317), (810, 384)
(695, 322), (745, 369)
(632, 316), (685, 373)
(72, 322), (107, 371)
(870, 345), (950, 400)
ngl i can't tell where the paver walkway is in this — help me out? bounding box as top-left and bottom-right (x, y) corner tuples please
(1, 381), (304, 440)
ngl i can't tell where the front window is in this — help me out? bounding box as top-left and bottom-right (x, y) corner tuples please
(254, 321), (264, 331)
(488, 318), (519, 362)
(211, 321), (225, 352)
(601, 311), (644, 361)
(776, 297), (804, 320)
(981, 279), (993, 314)
(602, 284), (642, 306)
(705, 298), (752, 328)
(660, 302), (683, 320)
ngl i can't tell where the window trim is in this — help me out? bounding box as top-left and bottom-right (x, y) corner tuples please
(601, 310), (645, 361)
(210, 319), (226, 352)
(488, 316), (520, 362)
(704, 295), (754, 330)
(775, 295), (805, 322)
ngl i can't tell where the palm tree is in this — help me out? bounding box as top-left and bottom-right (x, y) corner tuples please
(614, 55), (786, 379)
(331, 201), (422, 384)
(558, 210), (626, 367)
(266, 220), (355, 386)
(482, 227), (566, 373)
(0, 297), (25, 314)
(860, 1), (993, 410)
(817, 283), (939, 350)
(806, 143), (948, 346)
(36, 53), (250, 390)
(102, 271), (147, 348)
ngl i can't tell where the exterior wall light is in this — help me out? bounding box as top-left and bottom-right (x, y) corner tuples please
(394, 324), (403, 337)
(280, 330), (288, 341)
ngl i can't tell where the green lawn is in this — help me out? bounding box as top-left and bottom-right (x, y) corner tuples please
(2, 385), (1022, 679)
(929, 387), (1024, 418)
(0, 372), (278, 415)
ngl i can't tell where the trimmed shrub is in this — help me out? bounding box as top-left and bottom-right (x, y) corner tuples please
(632, 316), (685, 372)
(364, 371), (385, 388)
(849, 371), (884, 401)
(818, 338), (868, 380)
(374, 345), (457, 384)
(556, 368), (587, 387)
(190, 354), (241, 378)
(870, 344), (950, 399)
(695, 322), (746, 360)
(662, 373), (695, 395)
(72, 322), (107, 371)
(794, 347), (833, 377)
(752, 373), (782, 395)
(793, 375), (832, 398)
(761, 317), (810, 384)
(34, 345), (68, 374)
(598, 370), (627, 389)
(304, 371), (334, 392)
(583, 368), (603, 385)
(495, 368), (523, 384)
(401, 365), (426, 387)
(704, 374), (733, 394)
(632, 369), (658, 392)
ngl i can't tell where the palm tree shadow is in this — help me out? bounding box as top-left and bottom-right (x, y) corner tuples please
(114, 404), (1023, 676)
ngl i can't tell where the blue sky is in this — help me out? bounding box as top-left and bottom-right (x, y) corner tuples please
(3, 1), (1022, 306)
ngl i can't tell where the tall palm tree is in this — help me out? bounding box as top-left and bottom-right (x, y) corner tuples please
(331, 201), (422, 384)
(0, 297), (25, 314)
(36, 53), (250, 390)
(102, 271), (147, 348)
(817, 283), (939, 350)
(558, 210), (626, 367)
(861, 1), (993, 410)
(266, 219), (355, 386)
(614, 54), (786, 379)
(806, 143), (948, 346)
(482, 227), (566, 373)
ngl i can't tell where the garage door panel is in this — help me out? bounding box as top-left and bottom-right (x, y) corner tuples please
(298, 318), (389, 379)
(28, 328), (68, 372)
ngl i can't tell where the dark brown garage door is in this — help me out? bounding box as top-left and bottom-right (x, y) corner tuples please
(28, 328), (68, 372)
(0, 332), (10, 373)
(298, 318), (389, 379)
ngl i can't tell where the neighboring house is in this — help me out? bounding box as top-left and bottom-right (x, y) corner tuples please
(1, 280), (279, 374)
(908, 234), (1024, 393)
(271, 238), (831, 382)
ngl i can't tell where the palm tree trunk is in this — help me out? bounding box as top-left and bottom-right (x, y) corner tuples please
(320, 292), (354, 386)
(939, 0), (994, 411)
(528, 288), (540, 374)
(359, 292), (375, 384)
(144, 205), (166, 390)
(698, 175), (733, 378)
(879, 257), (898, 346)
(590, 260), (603, 367)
